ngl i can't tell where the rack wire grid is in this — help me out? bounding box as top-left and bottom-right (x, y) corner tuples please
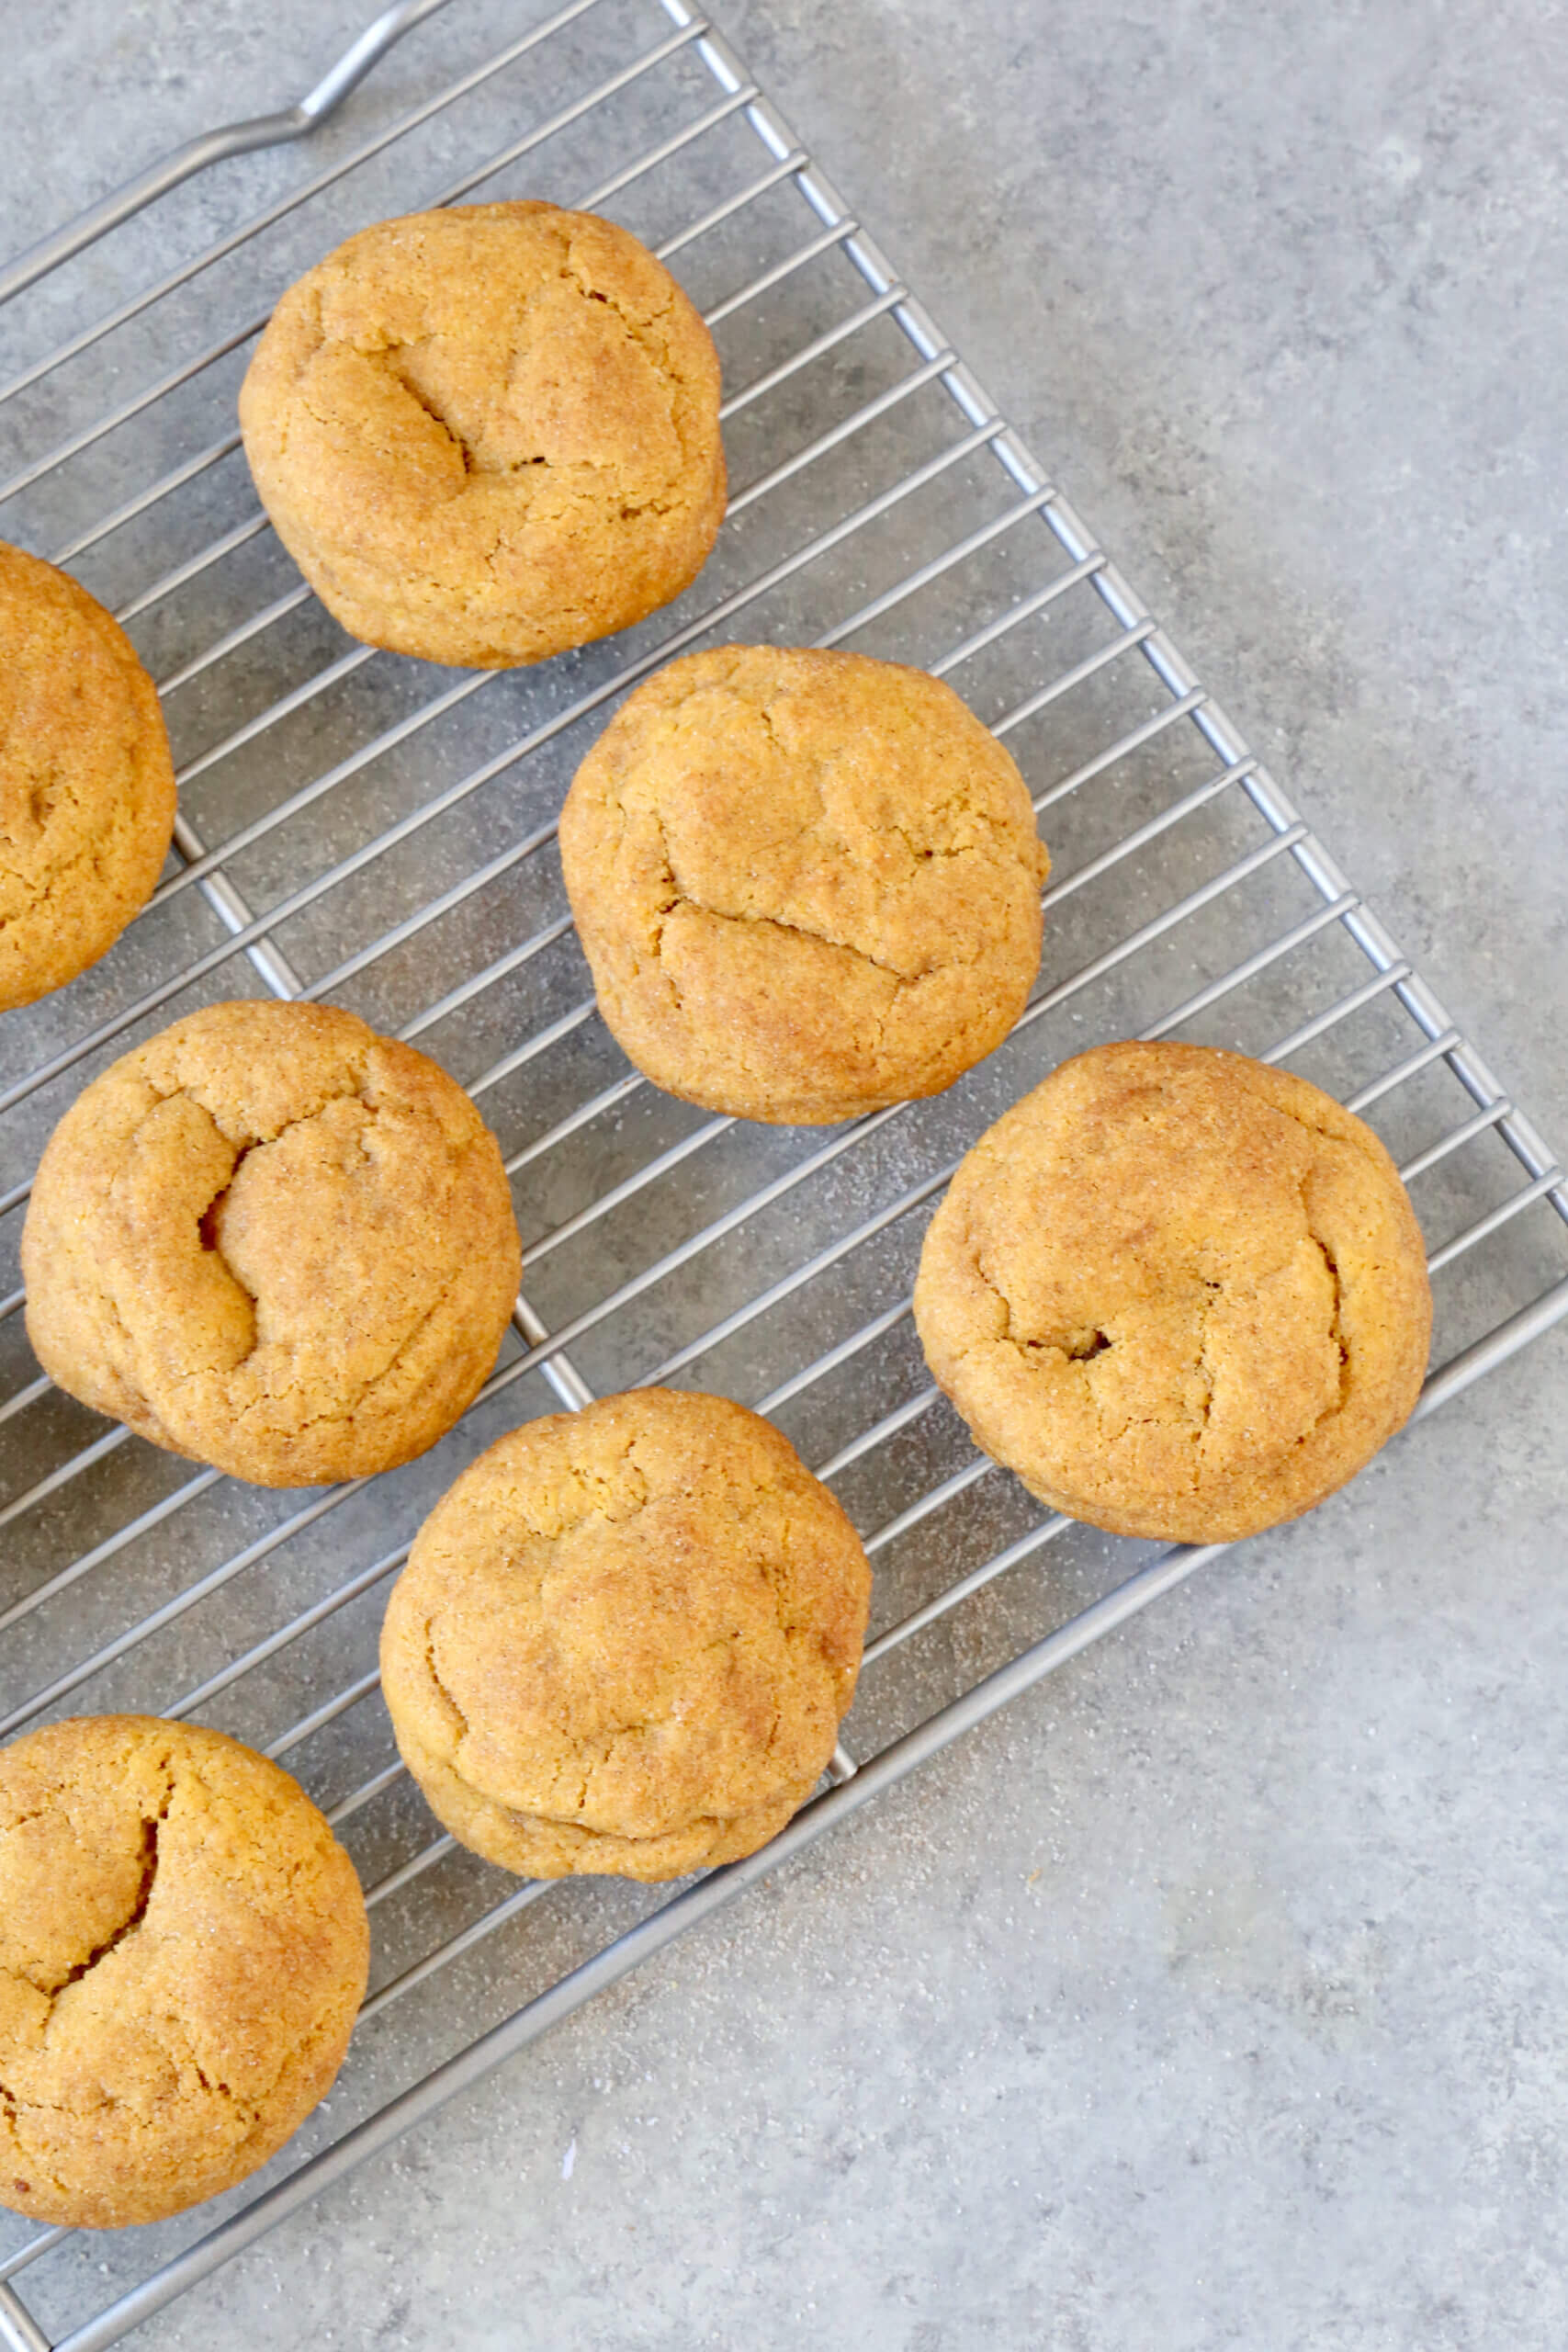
(2, 0), (1567, 2343)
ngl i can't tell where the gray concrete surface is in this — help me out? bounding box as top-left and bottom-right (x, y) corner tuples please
(4, 1), (1568, 2346)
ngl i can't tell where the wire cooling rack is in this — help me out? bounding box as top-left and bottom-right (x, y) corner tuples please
(2, 1), (1567, 2343)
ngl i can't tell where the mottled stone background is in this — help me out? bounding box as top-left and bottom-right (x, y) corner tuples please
(3, 4), (1566, 2346)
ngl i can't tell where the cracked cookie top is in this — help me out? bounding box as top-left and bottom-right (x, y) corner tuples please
(21, 1000), (522, 1487)
(558, 645), (1050, 1124)
(913, 1042), (1432, 1543)
(0, 1714), (368, 2229)
(380, 1388), (873, 1881)
(238, 202), (726, 668)
(0, 541), (176, 1012)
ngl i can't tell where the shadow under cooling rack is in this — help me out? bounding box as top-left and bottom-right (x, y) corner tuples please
(2, 2), (1567, 2346)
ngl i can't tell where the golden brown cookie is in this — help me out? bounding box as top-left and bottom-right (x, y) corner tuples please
(380, 1388), (873, 1880)
(558, 646), (1049, 1124)
(0, 541), (176, 1012)
(238, 202), (726, 669)
(22, 1000), (521, 1487)
(0, 1714), (368, 2230)
(914, 1041), (1432, 1543)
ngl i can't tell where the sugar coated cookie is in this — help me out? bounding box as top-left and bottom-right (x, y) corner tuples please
(381, 1388), (872, 1880)
(559, 645), (1048, 1123)
(22, 1000), (521, 1486)
(0, 1715), (368, 2229)
(914, 1041), (1432, 1542)
(239, 202), (726, 667)
(0, 541), (175, 1012)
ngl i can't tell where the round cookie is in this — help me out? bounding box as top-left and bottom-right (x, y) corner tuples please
(913, 1041), (1432, 1543)
(238, 202), (726, 669)
(0, 1714), (368, 2230)
(380, 1388), (873, 1880)
(22, 1000), (521, 1487)
(0, 541), (175, 1012)
(558, 645), (1049, 1124)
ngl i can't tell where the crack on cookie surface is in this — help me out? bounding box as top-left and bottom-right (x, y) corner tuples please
(1308, 1227), (1352, 1412)
(55, 1805), (164, 1997)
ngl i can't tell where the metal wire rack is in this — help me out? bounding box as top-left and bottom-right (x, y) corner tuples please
(2, 1), (1566, 2342)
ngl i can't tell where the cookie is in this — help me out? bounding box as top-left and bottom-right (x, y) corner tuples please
(558, 646), (1049, 1124)
(0, 1714), (368, 2230)
(238, 202), (726, 669)
(0, 541), (176, 1012)
(380, 1388), (873, 1880)
(22, 1000), (521, 1487)
(913, 1041), (1432, 1543)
